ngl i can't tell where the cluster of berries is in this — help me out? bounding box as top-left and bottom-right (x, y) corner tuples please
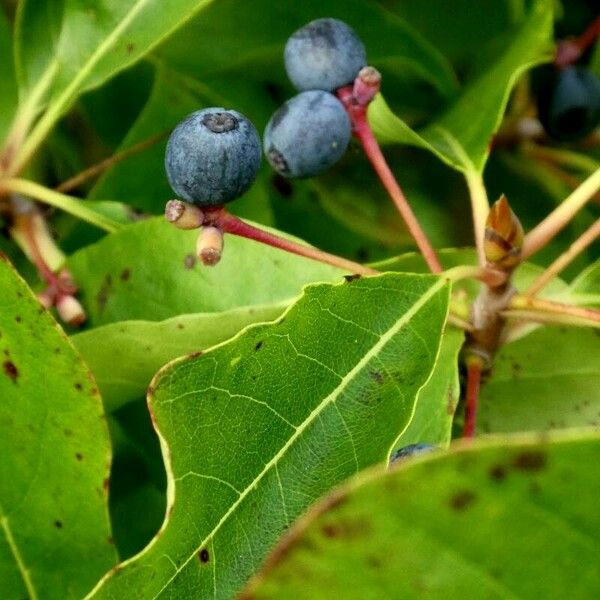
(164, 18), (366, 209)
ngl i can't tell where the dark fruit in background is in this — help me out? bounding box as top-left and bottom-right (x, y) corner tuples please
(284, 17), (367, 92)
(536, 66), (600, 142)
(389, 443), (437, 465)
(165, 108), (261, 206)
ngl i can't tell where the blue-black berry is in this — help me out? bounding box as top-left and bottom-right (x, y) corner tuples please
(165, 108), (261, 206)
(264, 90), (351, 178)
(389, 444), (437, 466)
(285, 18), (367, 92)
(537, 66), (600, 142)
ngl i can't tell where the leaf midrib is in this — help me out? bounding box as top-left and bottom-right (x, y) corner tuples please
(152, 277), (448, 598)
(0, 507), (38, 600)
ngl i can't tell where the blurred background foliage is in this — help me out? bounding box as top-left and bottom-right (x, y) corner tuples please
(1, 0), (598, 561)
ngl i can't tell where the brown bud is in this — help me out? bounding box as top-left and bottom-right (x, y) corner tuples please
(196, 226), (224, 266)
(164, 200), (204, 230)
(56, 295), (86, 327)
(484, 195), (524, 271)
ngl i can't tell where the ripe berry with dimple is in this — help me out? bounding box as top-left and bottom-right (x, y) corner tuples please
(537, 66), (600, 142)
(165, 108), (261, 206)
(264, 90), (351, 178)
(285, 18), (367, 92)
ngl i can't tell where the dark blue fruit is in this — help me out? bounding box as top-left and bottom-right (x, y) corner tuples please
(537, 66), (600, 142)
(264, 90), (351, 178)
(165, 108), (261, 206)
(284, 18), (367, 92)
(389, 444), (437, 466)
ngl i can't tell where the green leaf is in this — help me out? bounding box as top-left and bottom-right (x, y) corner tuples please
(397, 327), (464, 448)
(66, 217), (344, 326)
(87, 273), (450, 599)
(72, 303), (287, 412)
(479, 327), (600, 434)
(560, 260), (600, 308)
(243, 432), (600, 599)
(368, 0), (553, 173)
(15, 0), (216, 106)
(384, 0), (527, 63)
(0, 10), (18, 139)
(0, 255), (116, 599)
(156, 0), (457, 97)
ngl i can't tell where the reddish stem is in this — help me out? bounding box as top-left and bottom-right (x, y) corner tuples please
(574, 15), (600, 52)
(213, 209), (378, 276)
(555, 15), (600, 68)
(336, 87), (443, 273)
(15, 211), (76, 297)
(463, 358), (482, 438)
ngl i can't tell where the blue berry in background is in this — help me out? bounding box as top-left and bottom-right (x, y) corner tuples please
(537, 66), (600, 142)
(285, 18), (367, 92)
(389, 444), (437, 466)
(165, 108), (261, 206)
(264, 90), (351, 178)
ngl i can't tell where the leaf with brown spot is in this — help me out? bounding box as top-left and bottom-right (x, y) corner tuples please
(243, 432), (600, 599)
(0, 257), (116, 599)
(86, 273), (450, 599)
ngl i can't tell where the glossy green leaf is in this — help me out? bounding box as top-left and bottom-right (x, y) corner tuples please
(0, 10), (17, 139)
(0, 255), (116, 599)
(72, 303), (287, 412)
(559, 260), (600, 308)
(243, 432), (600, 599)
(384, 0), (526, 63)
(397, 327), (464, 448)
(87, 273), (450, 599)
(369, 0), (553, 173)
(14, 0), (216, 107)
(156, 0), (457, 97)
(66, 217), (344, 326)
(479, 327), (600, 434)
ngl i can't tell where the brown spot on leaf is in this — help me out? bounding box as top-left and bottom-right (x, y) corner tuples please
(103, 478), (110, 491)
(126, 42), (135, 53)
(370, 370), (384, 384)
(15, 315), (21, 323)
(75, 452), (83, 461)
(449, 490), (476, 511)
(255, 341), (263, 351)
(319, 518), (371, 539)
(198, 548), (210, 563)
(74, 382), (83, 391)
(3, 360), (18, 381)
(489, 464), (506, 482)
(97, 274), (112, 312)
(188, 351), (202, 359)
(512, 451), (547, 472)
(184, 254), (196, 269)
(54, 520), (63, 529)
(120, 268), (131, 281)
(343, 273), (361, 283)
(177, 323), (185, 330)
